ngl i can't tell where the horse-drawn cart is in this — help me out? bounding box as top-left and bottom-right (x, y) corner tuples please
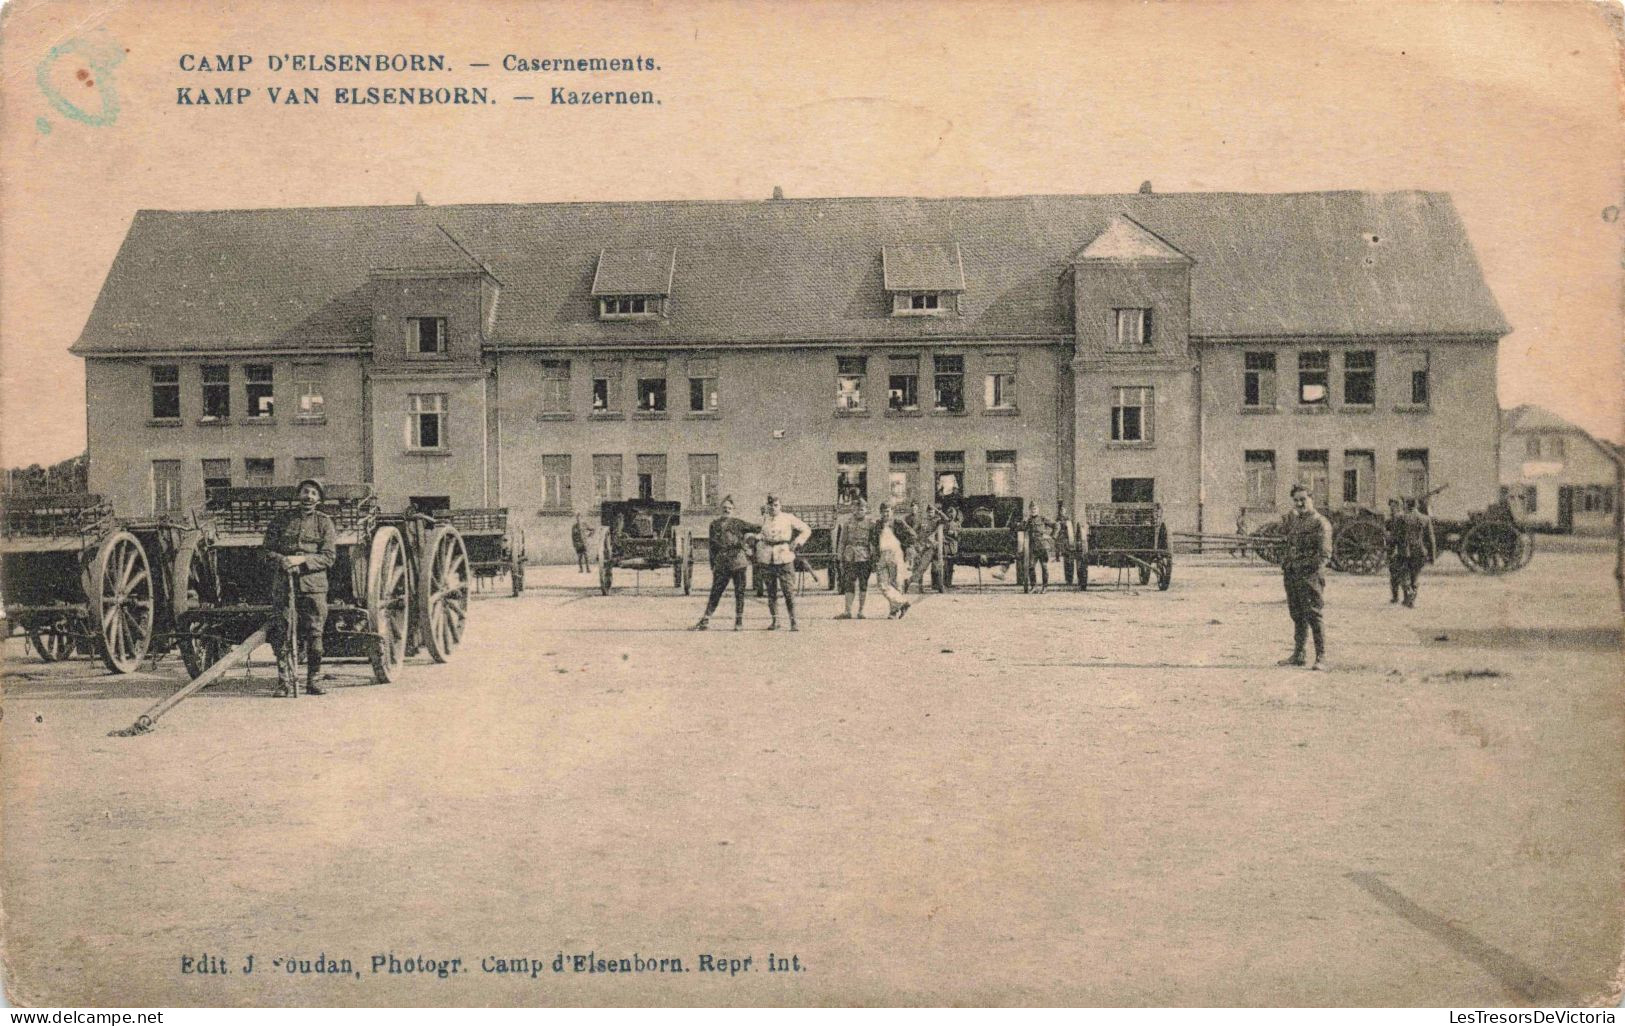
(1078, 502), (1173, 591)
(1, 492), (196, 672)
(598, 499), (694, 595)
(1436, 500), (1534, 574)
(445, 507), (525, 595)
(940, 495), (1033, 590)
(174, 485), (468, 682)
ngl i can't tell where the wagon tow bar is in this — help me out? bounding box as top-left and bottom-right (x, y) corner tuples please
(109, 625), (269, 737)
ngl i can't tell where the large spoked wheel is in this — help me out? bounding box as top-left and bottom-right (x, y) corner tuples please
(418, 525), (469, 663)
(1252, 522), (1286, 566)
(88, 530), (154, 674)
(599, 536), (614, 594)
(1138, 561), (1153, 586)
(173, 535), (227, 679)
(1513, 529), (1535, 570)
(682, 545), (694, 596)
(1017, 534), (1032, 593)
(510, 560), (525, 596)
(1332, 520), (1386, 575)
(365, 525), (410, 683)
(28, 617), (75, 662)
(1155, 553), (1173, 591)
(1459, 521), (1523, 575)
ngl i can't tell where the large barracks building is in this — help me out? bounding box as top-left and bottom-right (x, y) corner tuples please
(73, 191), (1507, 559)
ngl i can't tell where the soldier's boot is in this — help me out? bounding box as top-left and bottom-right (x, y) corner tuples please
(733, 618), (743, 631)
(789, 619), (799, 632)
(1279, 623), (1308, 666)
(1309, 625), (1326, 670)
(690, 617), (710, 631)
(767, 617), (780, 631)
(304, 675), (326, 696)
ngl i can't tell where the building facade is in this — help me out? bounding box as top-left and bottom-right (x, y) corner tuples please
(72, 192), (1508, 560)
(1499, 404), (1622, 535)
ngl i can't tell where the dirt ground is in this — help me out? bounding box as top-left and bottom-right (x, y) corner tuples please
(2, 540), (1621, 1007)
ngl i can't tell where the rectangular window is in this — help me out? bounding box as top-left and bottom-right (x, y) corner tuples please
(1295, 450), (1330, 510)
(592, 454), (623, 506)
(409, 496), (452, 514)
(1400, 350), (1430, 406)
(541, 360), (571, 415)
(244, 457), (274, 488)
(986, 450), (1017, 497)
(1111, 478), (1155, 503)
(636, 454), (667, 501)
(911, 292), (940, 311)
(1244, 450), (1276, 508)
(933, 355), (965, 413)
(1342, 450), (1375, 508)
(635, 359), (667, 413)
(688, 454), (720, 510)
(591, 360), (622, 413)
(984, 354), (1017, 410)
(888, 356), (920, 411)
(245, 363), (274, 418)
(933, 450), (965, 499)
(409, 317), (446, 355)
(837, 451), (868, 502)
(888, 450), (920, 503)
(408, 393), (447, 450)
(150, 365), (180, 419)
(836, 356), (867, 411)
(1110, 308), (1152, 351)
(1525, 435), (1542, 459)
(152, 460), (182, 515)
(1397, 449), (1430, 501)
(1550, 436), (1566, 459)
(1343, 351), (1375, 407)
(293, 457), (327, 483)
(1298, 351), (1329, 405)
(600, 296), (657, 319)
(1243, 352), (1276, 408)
(201, 365), (230, 420)
(542, 455), (572, 511)
(1524, 485), (1538, 515)
(1111, 386), (1154, 443)
(687, 357), (719, 413)
(201, 458), (232, 501)
(294, 364), (325, 421)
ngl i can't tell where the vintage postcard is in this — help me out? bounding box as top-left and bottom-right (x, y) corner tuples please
(1, 0), (1621, 1008)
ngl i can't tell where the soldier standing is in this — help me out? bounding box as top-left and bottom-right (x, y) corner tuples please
(262, 479), (338, 697)
(1390, 499), (1438, 608)
(834, 497), (876, 619)
(1277, 484), (1333, 670)
(871, 501), (911, 618)
(1025, 500), (1055, 592)
(941, 505), (962, 588)
(1385, 499), (1405, 603)
(756, 495), (811, 631)
(691, 496), (760, 631)
(571, 512), (591, 573)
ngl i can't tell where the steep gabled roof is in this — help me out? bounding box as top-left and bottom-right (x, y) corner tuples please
(1073, 214), (1192, 264)
(72, 191), (1510, 353)
(1502, 404), (1593, 435)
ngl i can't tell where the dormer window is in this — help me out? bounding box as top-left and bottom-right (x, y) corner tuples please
(592, 248), (675, 321)
(409, 317), (447, 355)
(1110, 308), (1152, 351)
(883, 244), (965, 317)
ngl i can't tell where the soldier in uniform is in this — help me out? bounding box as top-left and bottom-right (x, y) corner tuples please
(1025, 500), (1055, 592)
(1384, 499), (1406, 603)
(1390, 498), (1438, 608)
(834, 497), (876, 619)
(691, 495), (760, 631)
(571, 512), (591, 573)
(871, 501), (911, 618)
(262, 478), (338, 696)
(941, 505), (962, 588)
(755, 495), (812, 631)
(1278, 483), (1334, 670)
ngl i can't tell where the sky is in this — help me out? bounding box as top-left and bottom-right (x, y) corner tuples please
(1, 0), (1620, 467)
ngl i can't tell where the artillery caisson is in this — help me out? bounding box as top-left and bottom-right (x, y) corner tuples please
(1328, 508), (1389, 575)
(1, 492), (195, 672)
(597, 499), (694, 595)
(1436, 500), (1534, 574)
(173, 486), (469, 682)
(445, 507), (526, 595)
(1077, 502), (1173, 591)
(937, 495), (1032, 590)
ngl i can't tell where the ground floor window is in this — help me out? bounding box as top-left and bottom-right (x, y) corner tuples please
(245, 457), (274, 488)
(1244, 450), (1275, 509)
(542, 455), (571, 511)
(986, 450), (1017, 497)
(1296, 450), (1330, 510)
(152, 460), (181, 515)
(294, 457), (327, 484)
(934, 451), (965, 499)
(689, 454), (720, 510)
(409, 495), (451, 513)
(202, 458), (231, 502)
(837, 452), (868, 502)
(1342, 450), (1374, 509)
(1580, 485), (1615, 514)
(888, 451), (919, 504)
(593, 455), (623, 507)
(1111, 478), (1154, 503)
(1396, 448), (1429, 501)
(636, 454), (667, 501)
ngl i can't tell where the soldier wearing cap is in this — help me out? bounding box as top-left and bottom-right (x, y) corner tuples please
(1278, 483), (1333, 670)
(262, 478), (338, 696)
(755, 494), (812, 631)
(1389, 498), (1437, 608)
(691, 495), (760, 631)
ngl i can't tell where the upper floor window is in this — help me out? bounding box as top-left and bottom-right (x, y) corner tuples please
(1298, 351), (1329, 405)
(409, 317), (447, 355)
(294, 364), (326, 421)
(245, 364), (274, 418)
(150, 365), (180, 419)
(1110, 308), (1152, 351)
(933, 355), (964, 413)
(688, 357), (718, 413)
(1525, 435), (1541, 459)
(591, 359), (622, 414)
(635, 359), (667, 413)
(541, 360), (571, 415)
(201, 365), (230, 420)
(1111, 386), (1154, 443)
(836, 356), (867, 411)
(1243, 352), (1276, 407)
(1343, 351), (1375, 407)
(408, 393), (446, 450)
(1399, 350), (1430, 406)
(882, 244), (964, 317)
(599, 296), (661, 319)
(887, 355), (919, 412)
(984, 354), (1017, 410)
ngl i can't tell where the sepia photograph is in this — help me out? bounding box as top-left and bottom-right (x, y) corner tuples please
(0, 0), (1621, 1009)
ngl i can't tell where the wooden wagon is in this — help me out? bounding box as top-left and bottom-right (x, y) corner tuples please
(1078, 502), (1173, 591)
(598, 499), (694, 595)
(444, 507), (525, 595)
(938, 495), (1033, 590)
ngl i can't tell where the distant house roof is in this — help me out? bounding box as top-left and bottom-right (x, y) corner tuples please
(73, 190), (1510, 354)
(591, 248), (676, 297)
(881, 243), (966, 292)
(1502, 404), (1595, 435)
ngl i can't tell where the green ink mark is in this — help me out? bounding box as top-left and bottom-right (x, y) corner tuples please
(36, 117), (51, 134)
(37, 34), (124, 127)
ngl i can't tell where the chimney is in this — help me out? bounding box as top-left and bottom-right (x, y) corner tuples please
(1139, 181), (1153, 194)
(415, 192), (427, 205)
(771, 186), (785, 200)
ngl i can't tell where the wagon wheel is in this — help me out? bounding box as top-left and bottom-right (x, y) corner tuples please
(365, 525), (410, 682)
(1459, 520), (1522, 575)
(510, 559), (525, 597)
(1514, 529), (1535, 570)
(1017, 533), (1032, 593)
(1155, 525), (1173, 591)
(173, 534), (227, 679)
(88, 529), (155, 674)
(417, 525), (469, 663)
(1251, 522), (1286, 566)
(682, 541), (695, 596)
(672, 533), (686, 589)
(27, 617), (74, 662)
(1138, 561), (1152, 586)
(1332, 520), (1386, 575)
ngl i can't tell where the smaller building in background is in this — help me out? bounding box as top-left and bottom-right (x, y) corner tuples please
(1499, 404), (1621, 535)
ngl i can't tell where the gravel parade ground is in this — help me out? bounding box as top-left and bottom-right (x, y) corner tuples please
(3, 541), (1620, 1006)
